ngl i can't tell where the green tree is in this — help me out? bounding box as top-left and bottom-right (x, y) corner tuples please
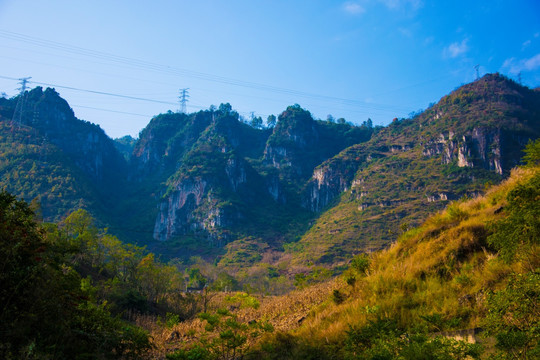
(250, 115), (263, 129)
(483, 272), (539, 359)
(213, 272), (239, 292)
(267, 114), (277, 128)
(219, 103), (233, 115)
(488, 172), (540, 263)
(0, 191), (153, 359)
(523, 138), (540, 167)
(188, 267), (208, 289)
(0, 190), (52, 357)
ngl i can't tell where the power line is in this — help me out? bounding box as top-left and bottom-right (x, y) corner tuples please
(0, 74), (214, 118)
(0, 29), (414, 113)
(34, 80), (179, 106)
(71, 104), (153, 118)
(0, 74), (177, 106)
(0, 74), (409, 124)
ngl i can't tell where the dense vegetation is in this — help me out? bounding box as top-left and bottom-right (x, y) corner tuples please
(0, 192), (237, 359)
(0, 121), (99, 222)
(0, 192), (150, 358)
(1, 73), (539, 358)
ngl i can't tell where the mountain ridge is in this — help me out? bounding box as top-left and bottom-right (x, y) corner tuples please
(288, 73), (539, 270)
(1, 73), (538, 279)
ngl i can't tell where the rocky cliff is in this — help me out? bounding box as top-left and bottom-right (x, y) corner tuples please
(149, 111), (267, 244)
(263, 105), (319, 176)
(293, 74), (540, 267)
(131, 111), (213, 180)
(303, 74), (540, 215)
(302, 155), (361, 212)
(2, 74), (538, 269)
(147, 104), (370, 245)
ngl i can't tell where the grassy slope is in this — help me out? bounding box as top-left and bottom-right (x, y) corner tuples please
(293, 164), (538, 346)
(151, 162), (537, 359)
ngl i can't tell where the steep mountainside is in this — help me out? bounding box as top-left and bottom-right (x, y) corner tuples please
(1, 74), (538, 276)
(290, 74), (540, 269)
(0, 88), (127, 222)
(252, 158), (540, 359)
(138, 104), (372, 261)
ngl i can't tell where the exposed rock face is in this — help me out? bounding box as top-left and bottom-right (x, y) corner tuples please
(304, 166), (351, 212)
(225, 158), (247, 192)
(422, 127), (508, 174)
(132, 130), (162, 173)
(303, 125), (510, 214)
(153, 178), (208, 241)
(263, 145), (292, 169)
(263, 106), (319, 176)
(426, 193), (450, 202)
(301, 145), (367, 212)
(152, 162), (247, 242)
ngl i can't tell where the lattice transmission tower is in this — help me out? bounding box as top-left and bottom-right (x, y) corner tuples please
(11, 77), (32, 127)
(179, 88), (190, 113)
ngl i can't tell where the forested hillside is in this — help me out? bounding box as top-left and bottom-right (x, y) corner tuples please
(1, 74), (539, 291)
(3, 140), (537, 359)
(0, 88), (126, 223)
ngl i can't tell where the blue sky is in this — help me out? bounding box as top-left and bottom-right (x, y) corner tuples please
(0, 0), (539, 138)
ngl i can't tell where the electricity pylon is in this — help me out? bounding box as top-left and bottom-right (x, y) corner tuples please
(179, 88), (190, 113)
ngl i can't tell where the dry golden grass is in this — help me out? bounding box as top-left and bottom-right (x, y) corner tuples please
(146, 279), (340, 358)
(142, 166), (538, 358)
(294, 166), (539, 344)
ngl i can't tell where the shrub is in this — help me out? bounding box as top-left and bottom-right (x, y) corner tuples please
(332, 290), (346, 304)
(488, 172), (540, 262)
(351, 253), (370, 274)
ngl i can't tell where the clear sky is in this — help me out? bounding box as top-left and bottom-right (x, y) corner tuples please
(0, 0), (539, 138)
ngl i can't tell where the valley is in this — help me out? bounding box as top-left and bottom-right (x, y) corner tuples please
(1, 73), (539, 359)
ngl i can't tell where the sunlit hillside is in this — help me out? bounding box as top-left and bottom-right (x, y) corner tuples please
(152, 140), (539, 359)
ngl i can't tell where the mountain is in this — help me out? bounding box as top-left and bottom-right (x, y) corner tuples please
(1, 74), (538, 278)
(286, 73), (540, 270)
(0, 87), (127, 223)
(154, 145), (540, 359)
(131, 104), (373, 261)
